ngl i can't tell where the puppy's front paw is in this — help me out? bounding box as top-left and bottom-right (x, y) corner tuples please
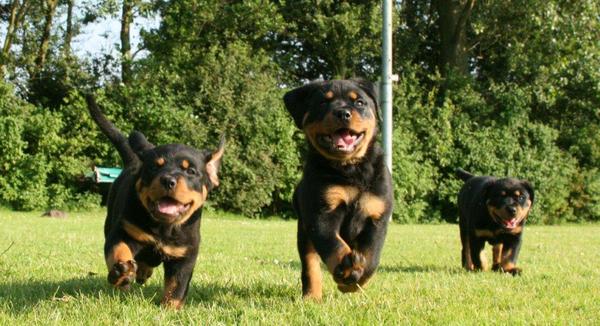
(493, 264), (521, 276)
(505, 267), (522, 276)
(333, 251), (366, 286)
(108, 260), (137, 289)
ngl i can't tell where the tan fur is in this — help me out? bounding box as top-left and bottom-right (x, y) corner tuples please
(302, 241), (323, 300)
(161, 276), (183, 309)
(323, 185), (359, 212)
(462, 235), (475, 271)
(358, 193), (386, 220)
(206, 146), (224, 187)
(492, 244), (503, 266)
(136, 177), (206, 225)
(123, 221), (156, 243)
(325, 234), (352, 273)
(303, 107), (376, 164)
(474, 229), (495, 238)
(181, 159), (189, 169)
(106, 242), (133, 269)
(161, 245), (188, 258)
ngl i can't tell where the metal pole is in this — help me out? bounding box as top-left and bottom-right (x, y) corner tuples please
(381, 0), (393, 173)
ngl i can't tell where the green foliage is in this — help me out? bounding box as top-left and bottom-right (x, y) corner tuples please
(0, 0), (597, 223)
(390, 70), (580, 224)
(0, 82), (101, 210)
(275, 1), (382, 79)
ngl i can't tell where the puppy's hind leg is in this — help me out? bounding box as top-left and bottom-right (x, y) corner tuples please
(460, 230), (475, 271)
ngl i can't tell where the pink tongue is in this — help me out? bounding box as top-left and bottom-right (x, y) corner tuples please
(158, 199), (182, 215)
(504, 219), (517, 228)
(334, 130), (356, 147)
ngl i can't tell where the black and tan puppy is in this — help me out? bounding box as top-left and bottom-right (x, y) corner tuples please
(456, 168), (534, 275)
(283, 79), (393, 299)
(86, 95), (224, 309)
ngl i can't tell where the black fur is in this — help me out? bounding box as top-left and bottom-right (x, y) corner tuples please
(456, 168), (534, 275)
(86, 94), (224, 308)
(283, 80), (393, 299)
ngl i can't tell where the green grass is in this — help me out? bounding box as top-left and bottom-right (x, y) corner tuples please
(1, 209), (599, 324)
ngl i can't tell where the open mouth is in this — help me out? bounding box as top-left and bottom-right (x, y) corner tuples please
(317, 128), (365, 153)
(501, 217), (521, 229)
(491, 212), (522, 230)
(152, 197), (192, 221)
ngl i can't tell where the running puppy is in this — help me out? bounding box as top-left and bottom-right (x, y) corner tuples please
(86, 95), (224, 308)
(283, 79), (393, 299)
(456, 168), (534, 275)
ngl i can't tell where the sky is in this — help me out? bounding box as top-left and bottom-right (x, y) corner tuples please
(72, 16), (160, 60)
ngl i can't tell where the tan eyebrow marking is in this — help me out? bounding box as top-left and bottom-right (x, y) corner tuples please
(156, 157), (165, 167)
(181, 159), (189, 169)
(348, 91), (358, 100)
(324, 91), (334, 100)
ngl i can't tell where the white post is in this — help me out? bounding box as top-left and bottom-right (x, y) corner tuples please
(381, 0), (393, 172)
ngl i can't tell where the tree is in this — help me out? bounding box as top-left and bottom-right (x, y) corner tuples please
(433, 0), (475, 76)
(0, 0), (30, 77)
(120, 0), (134, 84)
(273, 1), (382, 80)
(33, 0), (59, 74)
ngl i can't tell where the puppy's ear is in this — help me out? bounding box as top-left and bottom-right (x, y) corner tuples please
(521, 180), (535, 203)
(205, 135), (225, 188)
(352, 78), (380, 116)
(482, 180), (496, 204)
(283, 82), (323, 129)
(128, 131), (154, 157)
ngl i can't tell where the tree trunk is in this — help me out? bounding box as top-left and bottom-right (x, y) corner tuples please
(63, 0), (75, 58)
(34, 0), (59, 73)
(1, 0), (29, 76)
(434, 0), (475, 75)
(120, 0), (134, 85)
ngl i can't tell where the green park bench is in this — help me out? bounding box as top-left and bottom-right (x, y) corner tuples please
(86, 166), (122, 183)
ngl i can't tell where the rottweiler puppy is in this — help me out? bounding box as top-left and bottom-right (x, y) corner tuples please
(86, 95), (224, 309)
(283, 79), (393, 300)
(456, 168), (534, 275)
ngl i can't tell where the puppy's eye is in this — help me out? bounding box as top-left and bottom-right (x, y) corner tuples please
(355, 99), (365, 107)
(186, 168), (198, 176)
(518, 195), (526, 202)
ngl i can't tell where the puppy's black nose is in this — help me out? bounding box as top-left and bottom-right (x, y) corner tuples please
(507, 206), (517, 216)
(160, 176), (177, 190)
(334, 108), (352, 121)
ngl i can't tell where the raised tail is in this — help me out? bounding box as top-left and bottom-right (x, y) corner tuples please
(85, 94), (137, 166)
(455, 168), (475, 182)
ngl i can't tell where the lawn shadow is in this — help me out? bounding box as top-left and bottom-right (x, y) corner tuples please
(186, 281), (296, 307)
(378, 264), (463, 274)
(1, 272), (297, 314)
(1, 274), (110, 315)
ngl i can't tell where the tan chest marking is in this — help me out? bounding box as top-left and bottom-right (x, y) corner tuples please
(475, 226), (523, 238)
(122, 221), (188, 258)
(474, 229), (495, 238)
(323, 186), (386, 219)
(123, 221), (156, 243)
(358, 193), (386, 220)
(324, 185), (359, 212)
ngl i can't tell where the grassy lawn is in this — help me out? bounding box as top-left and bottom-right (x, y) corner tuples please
(1, 208), (599, 324)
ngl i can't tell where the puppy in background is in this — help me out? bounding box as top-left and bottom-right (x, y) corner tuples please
(456, 168), (534, 275)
